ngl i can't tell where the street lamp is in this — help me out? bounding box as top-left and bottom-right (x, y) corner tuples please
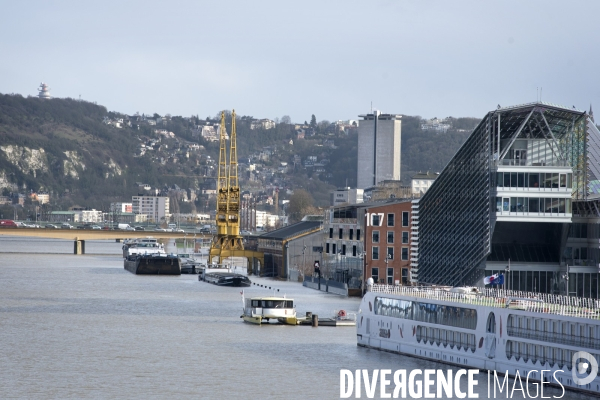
(384, 253), (392, 285)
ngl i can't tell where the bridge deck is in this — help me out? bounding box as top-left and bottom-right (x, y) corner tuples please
(0, 228), (210, 240)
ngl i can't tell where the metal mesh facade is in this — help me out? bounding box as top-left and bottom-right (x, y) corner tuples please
(417, 102), (590, 287)
(417, 116), (492, 286)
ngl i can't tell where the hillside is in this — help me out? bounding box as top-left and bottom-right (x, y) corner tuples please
(0, 93), (479, 215)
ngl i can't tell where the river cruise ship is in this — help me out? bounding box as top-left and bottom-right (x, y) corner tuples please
(357, 282), (600, 395)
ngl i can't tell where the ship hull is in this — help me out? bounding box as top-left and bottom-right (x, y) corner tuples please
(358, 287), (600, 396)
(124, 255), (181, 275)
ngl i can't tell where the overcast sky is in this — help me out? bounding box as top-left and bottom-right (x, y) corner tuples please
(1, 1), (599, 123)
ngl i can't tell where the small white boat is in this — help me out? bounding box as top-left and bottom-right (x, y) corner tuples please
(241, 296), (296, 325)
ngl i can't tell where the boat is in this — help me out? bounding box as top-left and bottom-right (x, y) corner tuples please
(204, 272), (251, 286)
(198, 264), (232, 281)
(241, 296), (297, 325)
(123, 240), (180, 275)
(122, 237), (161, 258)
(357, 279), (600, 395)
(124, 253), (181, 275)
(177, 253), (201, 274)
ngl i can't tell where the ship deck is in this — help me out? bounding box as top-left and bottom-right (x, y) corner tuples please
(370, 285), (600, 321)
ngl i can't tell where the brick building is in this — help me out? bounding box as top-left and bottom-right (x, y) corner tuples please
(363, 200), (412, 285)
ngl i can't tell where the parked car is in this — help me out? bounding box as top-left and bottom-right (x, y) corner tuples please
(175, 228), (185, 233)
(91, 225), (102, 230)
(45, 224), (58, 229)
(134, 226), (145, 231)
(61, 223), (74, 229)
(0, 219), (18, 228)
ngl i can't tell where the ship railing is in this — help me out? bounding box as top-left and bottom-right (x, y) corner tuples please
(369, 285), (600, 320)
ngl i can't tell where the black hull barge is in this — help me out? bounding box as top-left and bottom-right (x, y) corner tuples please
(124, 254), (181, 275)
(202, 272), (251, 287)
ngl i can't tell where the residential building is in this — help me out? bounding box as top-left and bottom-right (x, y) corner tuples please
(415, 102), (600, 297)
(49, 209), (103, 223)
(132, 195), (169, 223)
(331, 187), (364, 206)
(411, 171), (439, 196)
(420, 117), (451, 133)
(357, 111), (401, 189)
(363, 200), (412, 286)
(250, 119), (276, 130)
(110, 202), (133, 213)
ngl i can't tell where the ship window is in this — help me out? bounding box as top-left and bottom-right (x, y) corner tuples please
(486, 312), (496, 333)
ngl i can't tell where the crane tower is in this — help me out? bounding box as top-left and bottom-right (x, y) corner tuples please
(209, 110), (263, 272)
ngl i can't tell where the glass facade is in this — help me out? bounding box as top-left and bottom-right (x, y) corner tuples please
(417, 103), (593, 287)
(374, 297), (477, 329)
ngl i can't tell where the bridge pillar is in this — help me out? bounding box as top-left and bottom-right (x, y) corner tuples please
(74, 240), (85, 255)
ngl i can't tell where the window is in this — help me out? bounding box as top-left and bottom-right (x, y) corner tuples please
(352, 245), (357, 257)
(387, 231), (394, 243)
(387, 247), (394, 260)
(349, 229), (354, 240)
(402, 232), (409, 244)
(372, 214), (381, 226)
(402, 247), (409, 260)
(329, 228), (333, 239)
(387, 268), (394, 285)
(372, 246), (379, 260)
(402, 268), (409, 285)
(339, 228), (343, 239)
(332, 243), (337, 254)
(372, 231), (379, 243)
(402, 211), (409, 227)
(342, 244), (346, 255)
(326, 243), (330, 253)
(387, 213), (394, 226)
(372, 267), (379, 283)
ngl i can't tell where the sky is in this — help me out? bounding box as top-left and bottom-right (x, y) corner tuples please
(1, 1), (599, 123)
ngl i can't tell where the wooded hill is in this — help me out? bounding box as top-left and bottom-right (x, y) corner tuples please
(0, 93), (479, 210)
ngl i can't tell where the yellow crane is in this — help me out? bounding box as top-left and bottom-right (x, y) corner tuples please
(209, 110), (263, 273)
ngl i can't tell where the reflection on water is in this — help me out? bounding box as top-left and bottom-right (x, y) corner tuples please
(0, 237), (596, 399)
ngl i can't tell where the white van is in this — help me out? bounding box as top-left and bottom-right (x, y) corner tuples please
(118, 223), (133, 230)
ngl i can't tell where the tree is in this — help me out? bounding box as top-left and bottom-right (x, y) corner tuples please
(310, 114), (317, 128)
(288, 189), (315, 223)
(281, 115), (291, 124)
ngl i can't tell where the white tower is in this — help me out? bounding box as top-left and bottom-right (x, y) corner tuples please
(38, 82), (51, 99)
(357, 111), (402, 189)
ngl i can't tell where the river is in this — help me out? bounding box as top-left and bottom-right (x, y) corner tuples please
(0, 237), (595, 399)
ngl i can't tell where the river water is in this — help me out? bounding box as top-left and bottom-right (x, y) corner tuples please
(0, 237), (596, 399)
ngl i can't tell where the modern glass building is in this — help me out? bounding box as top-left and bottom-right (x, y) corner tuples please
(415, 102), (600, 296)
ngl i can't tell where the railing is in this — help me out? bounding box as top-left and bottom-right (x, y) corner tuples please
(494, 159), (570, 167)
(369, 285), (600, 320)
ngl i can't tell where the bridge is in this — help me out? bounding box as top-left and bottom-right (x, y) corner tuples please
(0, 228), (210, 254)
